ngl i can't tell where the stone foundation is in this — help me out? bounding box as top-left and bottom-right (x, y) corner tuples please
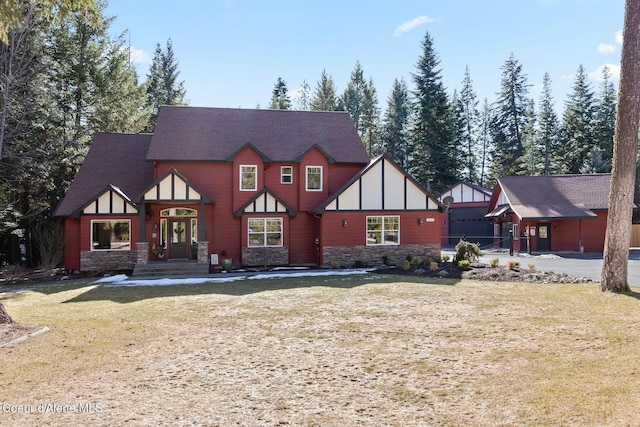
(81, 250), (137, 272)
(136, 242), (150, 265)
(197, 241), (209, 264)
(322, 244), (441, 268)
(242, 246), (288, 267)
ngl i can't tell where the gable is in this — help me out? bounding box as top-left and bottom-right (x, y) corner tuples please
(315, 156), (442, 213)
(233, 188), (297, 217)
(440, 182), (492, 204)
(82, 185), (138, 215)
(137, 168), (212, 203)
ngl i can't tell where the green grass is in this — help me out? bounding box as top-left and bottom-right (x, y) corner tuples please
(2, 274), (640, 426)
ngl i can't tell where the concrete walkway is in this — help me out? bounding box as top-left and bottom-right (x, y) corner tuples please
(443, 248), (640, 286)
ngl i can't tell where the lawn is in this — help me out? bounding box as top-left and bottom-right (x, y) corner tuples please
(1, 273), (640, 426)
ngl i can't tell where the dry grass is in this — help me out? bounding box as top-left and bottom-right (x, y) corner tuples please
(1, 274), (640, 426)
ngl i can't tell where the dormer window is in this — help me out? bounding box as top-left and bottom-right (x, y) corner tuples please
(240, 165), (257, 191)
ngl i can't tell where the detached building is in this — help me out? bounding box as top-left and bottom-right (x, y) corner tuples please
(485, 174), (611, 253)
(55, 106), (443, 273)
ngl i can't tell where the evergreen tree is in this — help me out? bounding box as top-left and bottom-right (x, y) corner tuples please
(489, 54), (530, 180)
(341, 61), (367, 129)
(456, 66), (480, 183)
(478, 99), (492, 187)
(410, 32), (459, 193)
(593, 65), (617, 169)
(560, 64), (596, 173)
(295, 80), (311, 110)
(380, 78), (411, 167)
(537, 73), (561, 175)
(360, 77), (380, 156)
(310, 69), (339, 111)
(144, 38), (187, 131)
(269, 77), (291, 110)
(520, 99), (538, 175)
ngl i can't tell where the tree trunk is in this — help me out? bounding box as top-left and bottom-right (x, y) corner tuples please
(600, 0), (640, 292)
(0, 302), (14, 324)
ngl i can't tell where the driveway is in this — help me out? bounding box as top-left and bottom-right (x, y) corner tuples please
(442, 248), (640, 287)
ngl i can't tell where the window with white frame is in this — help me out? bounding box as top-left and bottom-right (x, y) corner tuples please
(306, 166), (322, 191)
(366, 216), (399, 245)
(248, 218), (283, 247)
(240, 165), (257, 191)
(91, 220), (131, 250)
(281, 166), (293, 184)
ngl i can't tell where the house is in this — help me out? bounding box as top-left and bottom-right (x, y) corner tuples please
(438, 181), (493, 248)
(485, 174), (611, 253)
(54, 106), (443, 273)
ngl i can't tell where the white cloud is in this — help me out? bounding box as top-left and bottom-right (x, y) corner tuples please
(394, 15), (435, 37)
(129, 46), (152, 65)
(615, 30), (623, 44)
(597, 43), (616, 53)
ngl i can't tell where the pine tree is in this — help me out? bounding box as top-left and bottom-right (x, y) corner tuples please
(520, 99), (538, 175)
(593, 65), (617, 169)
(380, 78), (411, 167)
(456, 66), (480, 183)
(537, 73), (560, 175)
(295, 80), (311, 110)
(360, 77), (380, 156)
(489, 54), (530, 180)
(310, 69), (339, 111)
(560, 64), (596, 174)
(342, 61), (367, 129)
(409, 31), (459, 193)
(144, 38), (187, 131)
(269, 77), (291, 110)
(478, 99), (492, 187)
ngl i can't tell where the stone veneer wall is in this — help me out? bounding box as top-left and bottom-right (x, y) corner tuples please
(322, 244), (441, 268)
(197, 241), (209, 264)
(242, 246), (289, 267)
(80, 250), (137, 272)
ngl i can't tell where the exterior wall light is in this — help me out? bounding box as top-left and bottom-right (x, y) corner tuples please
(343, 219), (348, 227)
(418, 218), (424, 226)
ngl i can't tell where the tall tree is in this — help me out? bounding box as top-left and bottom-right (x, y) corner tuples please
(410, 31), (458, 193)
(537, 73), (561, 175)
(380, 78), (411, 167)
(520, 99), (538, 175)
(310, 69), (339, 111)
(477, 98), (492, 187)
(295, 80), (311, 110)
(144, 38), (187, 131)
(488, 54), (530, 181)
(601, 0), (640, 293)
(559, 64), (596, 173)
(360, 77), (380, 156)
(342, 61), (367, 129)
(456, 66), (480, 183)
(593, 65), (617, 169)
(269, 77), (291, 110)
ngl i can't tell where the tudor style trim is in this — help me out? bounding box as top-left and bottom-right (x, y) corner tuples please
(234, 188), (297, 217)
(134, 168), (213, 203)
(79, 185), (138, 217)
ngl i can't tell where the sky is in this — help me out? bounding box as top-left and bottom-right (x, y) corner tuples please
(104, 0), (624, 112)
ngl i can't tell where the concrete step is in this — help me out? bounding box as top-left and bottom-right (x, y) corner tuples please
(132, 260), (209, 277)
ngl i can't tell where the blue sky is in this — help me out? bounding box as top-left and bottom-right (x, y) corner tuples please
(104, 0), (624, 111)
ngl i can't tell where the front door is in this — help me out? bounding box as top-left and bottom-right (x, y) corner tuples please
(169, 219), (189, 258)
(537, 223), (550, 251)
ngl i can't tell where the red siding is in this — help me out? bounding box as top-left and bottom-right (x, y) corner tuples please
(62, 218), (81, 271)
(298, 148), (330, 212)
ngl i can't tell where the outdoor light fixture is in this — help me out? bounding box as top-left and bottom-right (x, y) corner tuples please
(418, 218), (424, 226)
(343, 219), (348, 227)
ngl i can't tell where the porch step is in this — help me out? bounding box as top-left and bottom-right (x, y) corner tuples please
(132, 260), (209, 277)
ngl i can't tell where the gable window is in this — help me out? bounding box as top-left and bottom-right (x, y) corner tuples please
(91, 220), (131, 250)
(240, 165), (257, 191)
(306, 166), (322, 191)
(281, 166), (293, 184)
(248, 218), (283, 247)
(366, 216), (399, 245)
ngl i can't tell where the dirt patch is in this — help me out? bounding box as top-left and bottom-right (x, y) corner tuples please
(0, 323), (42, 346)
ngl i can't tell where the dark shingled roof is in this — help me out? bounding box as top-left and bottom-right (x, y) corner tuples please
(493, 174), (611, 220)
(146, 106), (371, 164)
(54, 133), (154, 217)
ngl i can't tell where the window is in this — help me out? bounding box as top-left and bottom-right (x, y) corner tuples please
(248, 218), (283, 247)
(91, 220), (131, 250)
(366, 216), (399, 245)
(281, 166), (293, 184)
(240, 165), (257, 191)
(306, 166), (322, 191)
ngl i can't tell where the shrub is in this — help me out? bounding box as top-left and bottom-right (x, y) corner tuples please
(489, 258), (500, 268)
(430, 261), (438, 271)
(455, 240), (483, 263)
(411, 257), (423, 266)
(528, 263), (535, 270)
(382, 255), (389, 266)
(402, 260), (411, 271)
(441, 254), (451, 263)
(458, 260), (471, 270)
(506, 260), (520, 270)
